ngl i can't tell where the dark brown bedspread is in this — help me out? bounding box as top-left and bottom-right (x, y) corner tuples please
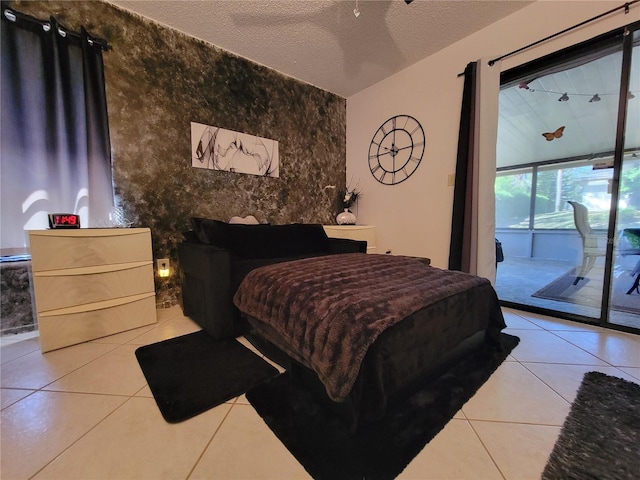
(233, 253), (492, 402)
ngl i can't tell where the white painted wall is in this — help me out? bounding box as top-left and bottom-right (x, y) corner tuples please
(346, 0), (639, 268)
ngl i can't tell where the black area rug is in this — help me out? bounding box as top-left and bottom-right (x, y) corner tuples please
(542, 371), (640, 480)
(135, 330), (279, 423)
(532, 267), (640, 315)
(246, 333), (519, 480)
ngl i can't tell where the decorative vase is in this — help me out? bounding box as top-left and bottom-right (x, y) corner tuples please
(336, 208), (356, 225)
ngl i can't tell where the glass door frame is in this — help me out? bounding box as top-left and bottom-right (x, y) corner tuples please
(602, 24), (637, 330)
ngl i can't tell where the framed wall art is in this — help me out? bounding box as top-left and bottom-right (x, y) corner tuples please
(191, 122), (279, 177)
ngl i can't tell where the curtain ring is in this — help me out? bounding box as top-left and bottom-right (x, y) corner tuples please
(3, 9), (17, 22)
(42, 23), (51, 32)
(57, 26), (66, 37)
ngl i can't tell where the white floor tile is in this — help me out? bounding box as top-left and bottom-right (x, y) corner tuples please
(507, 329), (608, 365)
(134, 384), (154, 397)
(552, 330), (640, 367)
(190, 404), (310, 479)
(462, 362), (571, 425)
(619, 366), (640, 381)
(0, 391), (126, 480)
(399, 419), (503, 479)
(471, 420), (561, 480)
(523, 362), (639, 402)
(0, 338), (40, 364)
(43, 344), (147, 396)
(0, 388), (34, 410)
(33, 397), (230, 480)
(515, 312), (604, 332)
(502, 310), (543, 330)
(126, 316), (201, 346)
(155, 305), (184, 323)
(0, 342), (118, 390)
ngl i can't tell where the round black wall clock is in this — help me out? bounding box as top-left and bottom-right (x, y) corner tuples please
(368, 114), (425, 185)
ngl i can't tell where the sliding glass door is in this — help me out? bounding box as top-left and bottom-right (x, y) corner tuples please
(494, 21), (640, 333)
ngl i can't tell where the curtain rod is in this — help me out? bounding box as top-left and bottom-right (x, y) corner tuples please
(2, 6), (111, 51)
(458, 0), (638, 76)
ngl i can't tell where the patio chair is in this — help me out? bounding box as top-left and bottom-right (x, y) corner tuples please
(568, 201), (606, 285)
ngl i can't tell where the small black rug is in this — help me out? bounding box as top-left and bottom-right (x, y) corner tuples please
(246, 333), (519, 480)
(135, 330), (279, 423)
(532, 267), (591, 300)
(542, 371), (640, 480)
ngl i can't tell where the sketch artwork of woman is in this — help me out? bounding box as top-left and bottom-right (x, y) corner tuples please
(192, 122), (279, 177)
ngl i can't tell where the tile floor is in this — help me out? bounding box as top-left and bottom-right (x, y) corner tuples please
(1, 306), (639, 480)
(495, 256), (640, 330)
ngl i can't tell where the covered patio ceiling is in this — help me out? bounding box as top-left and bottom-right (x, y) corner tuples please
(497, 34), (640, 169)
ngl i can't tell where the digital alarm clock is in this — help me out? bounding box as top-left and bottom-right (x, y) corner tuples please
(48, 213), (81, 229)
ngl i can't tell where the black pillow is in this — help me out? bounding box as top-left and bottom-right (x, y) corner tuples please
(190, 217), (210, 244)
(189, 218), (330, 258)
(182, 230), (200, 243)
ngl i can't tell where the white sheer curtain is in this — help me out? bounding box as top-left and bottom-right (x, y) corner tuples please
(1, 10), (113, 254)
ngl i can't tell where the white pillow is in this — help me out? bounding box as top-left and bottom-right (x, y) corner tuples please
(228, 215), (259, 225)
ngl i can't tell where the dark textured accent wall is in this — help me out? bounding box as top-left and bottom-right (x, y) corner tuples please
(9, 1), (347, 306)
(0, 262), (33, 335)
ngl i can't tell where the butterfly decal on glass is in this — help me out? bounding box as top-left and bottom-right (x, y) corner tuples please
(542, 126), (565, 141)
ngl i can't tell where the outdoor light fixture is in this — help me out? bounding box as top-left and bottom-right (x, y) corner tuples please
(521, 85), (638, 103)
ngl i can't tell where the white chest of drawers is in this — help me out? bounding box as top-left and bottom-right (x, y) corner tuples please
(29, 228), (157, 352)
(322, 225), (377, 253)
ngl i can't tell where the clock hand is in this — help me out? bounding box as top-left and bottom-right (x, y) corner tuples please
(382, 144), (413, 153)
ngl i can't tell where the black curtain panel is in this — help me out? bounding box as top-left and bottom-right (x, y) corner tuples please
(0, 7), (113, 252)
(448, 61), (477, 272)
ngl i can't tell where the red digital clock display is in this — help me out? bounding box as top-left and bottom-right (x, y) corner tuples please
(48, 213), (81, 229)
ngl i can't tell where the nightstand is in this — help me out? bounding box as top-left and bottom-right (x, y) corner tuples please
(322, 225), (377, 253)
(29, 228), (157, 352)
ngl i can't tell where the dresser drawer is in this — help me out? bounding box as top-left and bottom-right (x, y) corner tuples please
(29, 229), (152, 271)
(32, 262), (154, 312)
(38, 294), (157, 352)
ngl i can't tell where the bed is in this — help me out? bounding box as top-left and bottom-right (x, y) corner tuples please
(233, 252), (506, 429)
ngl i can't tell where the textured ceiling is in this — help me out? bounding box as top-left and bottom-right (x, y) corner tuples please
(109, 0), (533, 97)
